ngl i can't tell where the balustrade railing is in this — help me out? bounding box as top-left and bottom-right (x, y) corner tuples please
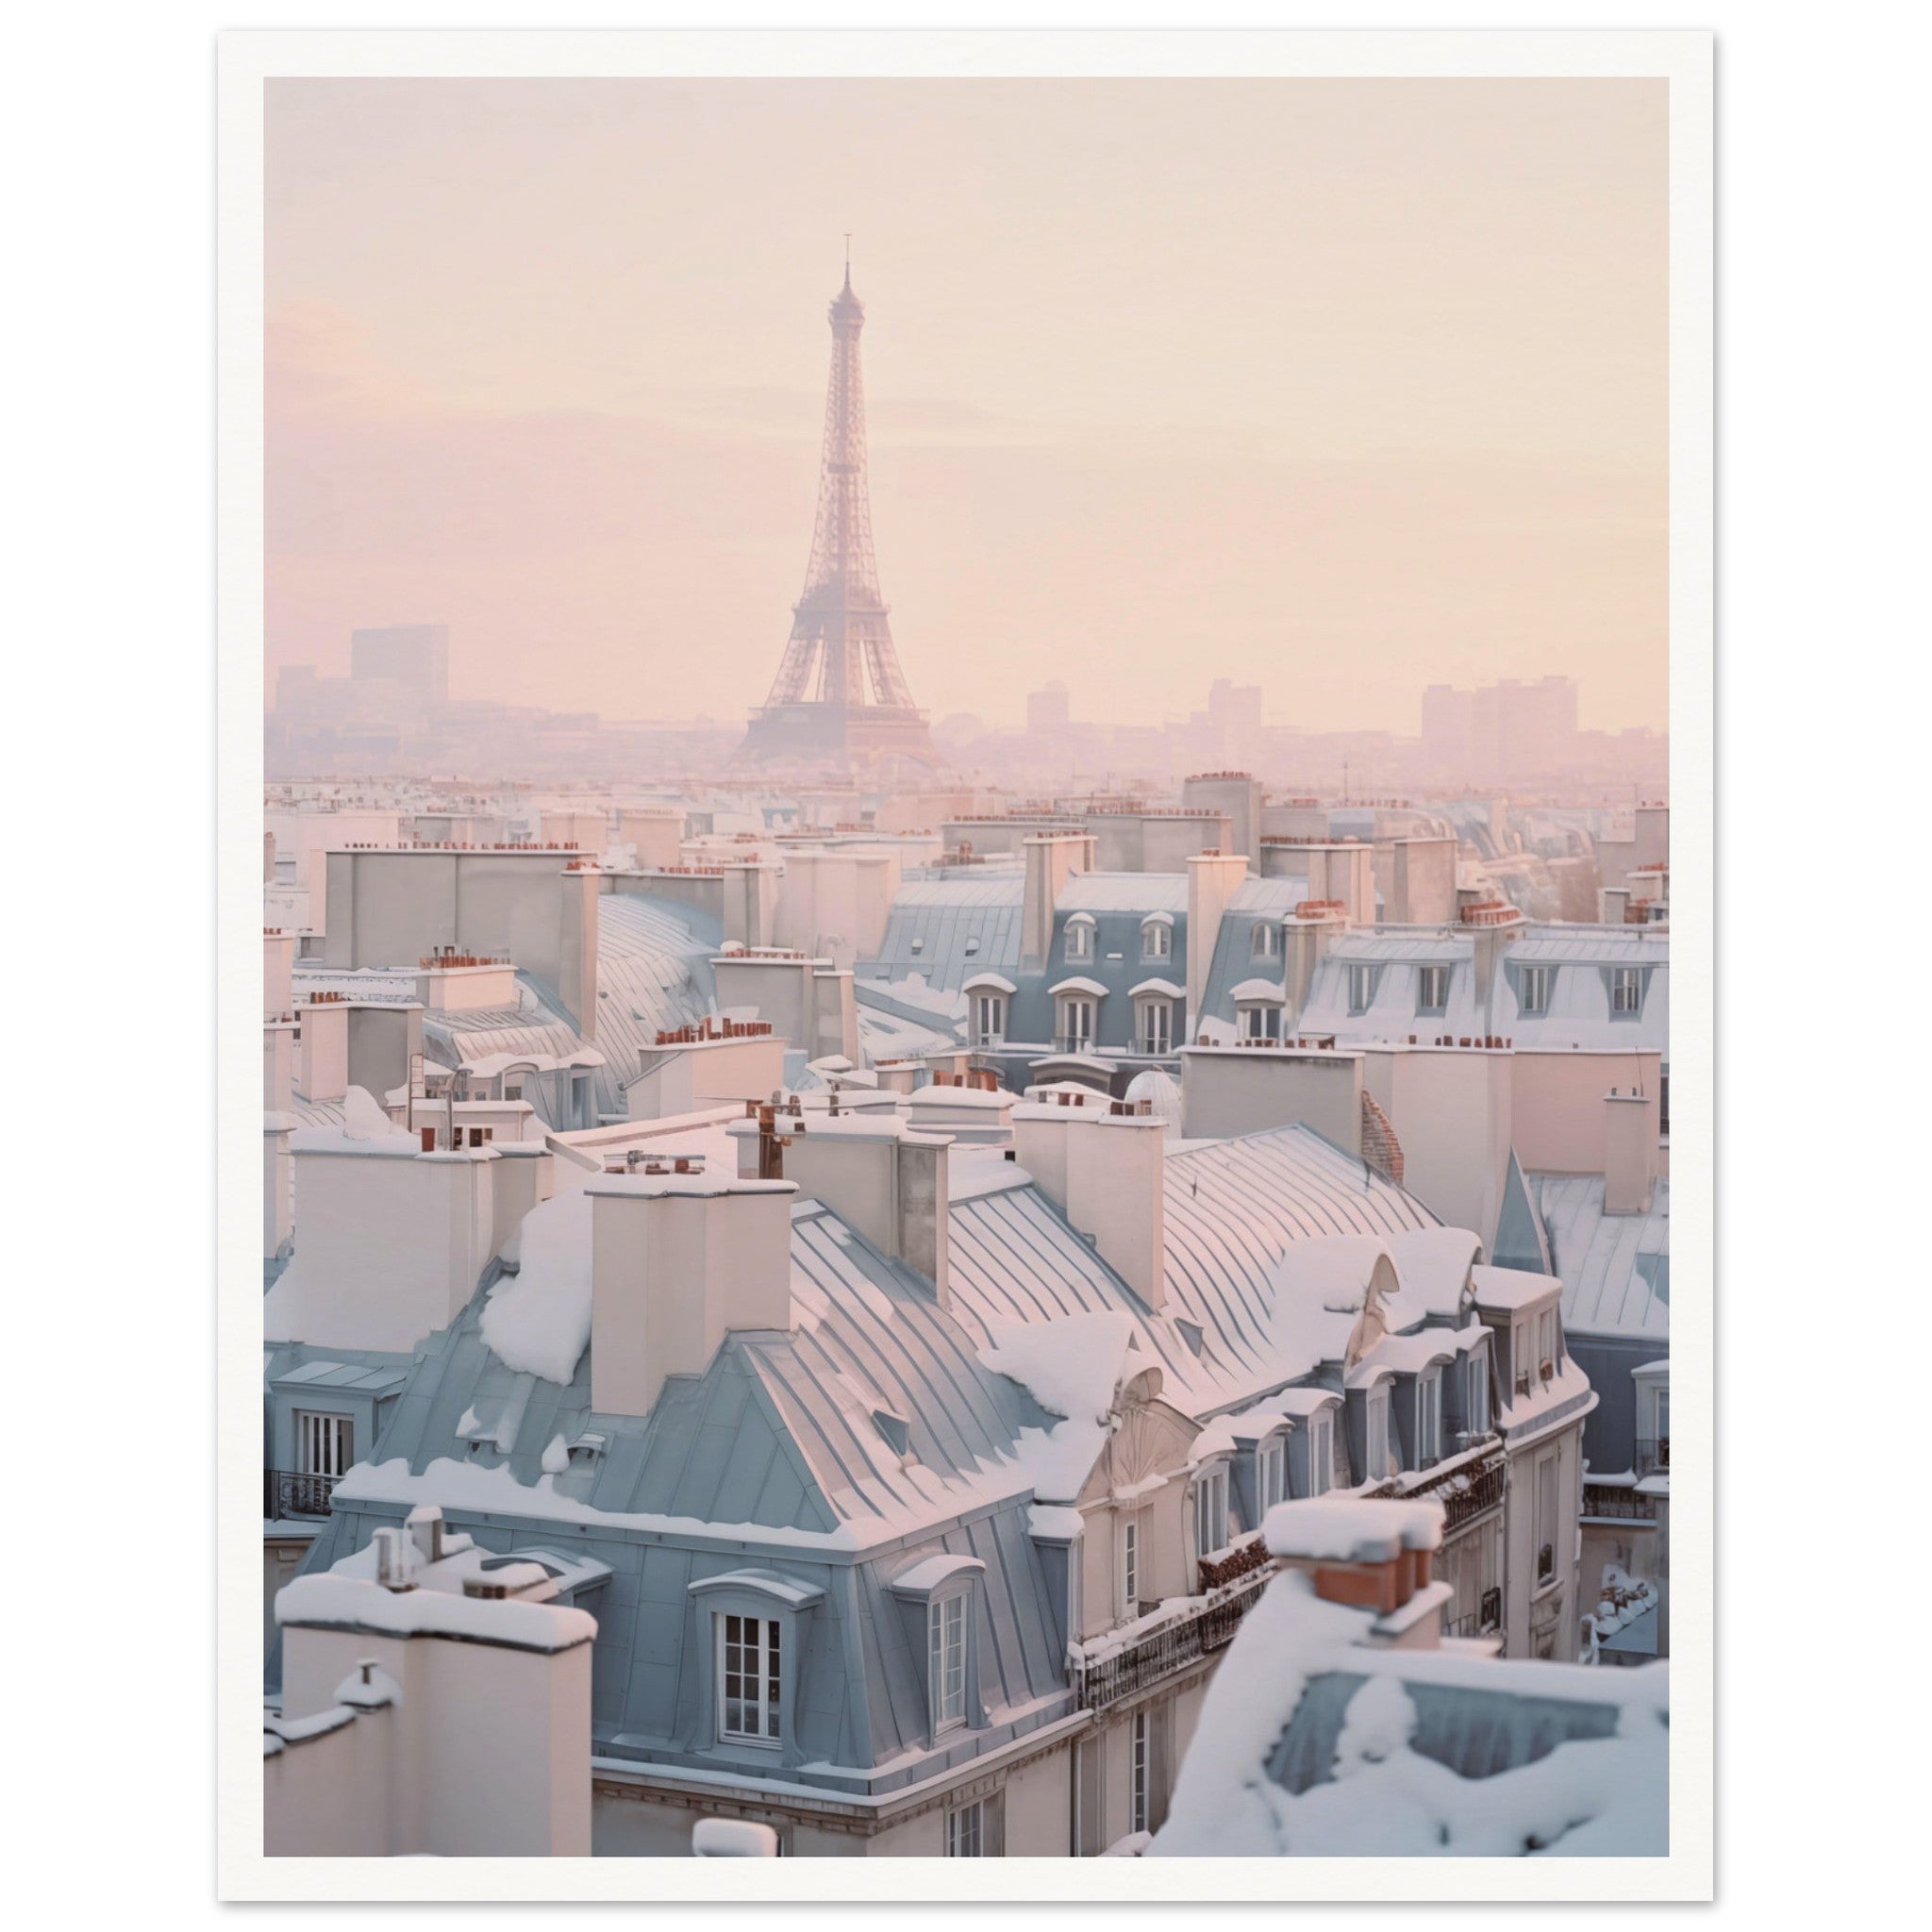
(265, 1469), (338, 1520)
(1073, 1564), (1273, 1712)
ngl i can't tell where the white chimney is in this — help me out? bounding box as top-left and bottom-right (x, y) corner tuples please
(589, 1172), (797, 1416)
(1604, 1088), (1657, 1215)
(264, 1124), (498, 1354)
(297, 997), (351, 1105)
(1022, 835), (1094, 970)
(1187, 851), (1252, 1028)
(763, 1117), (953, 1304)
(1024, 1110), (1169, 1312)
(264, 927), (296, 1017)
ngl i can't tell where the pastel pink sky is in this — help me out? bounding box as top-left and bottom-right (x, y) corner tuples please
(266, 77), (1667, 733)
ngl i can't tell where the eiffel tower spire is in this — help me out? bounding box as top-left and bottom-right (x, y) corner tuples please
(739, 257), (938, 771)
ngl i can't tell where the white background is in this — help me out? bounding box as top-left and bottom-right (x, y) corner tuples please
(8, 0), (1921, 1921)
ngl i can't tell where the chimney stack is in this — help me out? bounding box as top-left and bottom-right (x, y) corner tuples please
(1187, 850), (1252, 1024)
(589, 1170), (796, 1415)
(1603, 1088), (1658, 1215)
(1265, 1499), (1446, 1647)
(1019, 1109), (1169, 1312)
(1021, 834), (1094, 971)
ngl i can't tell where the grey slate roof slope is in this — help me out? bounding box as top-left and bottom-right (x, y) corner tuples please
(948, 1126), (1440, 1415)
(422, 893), (721, 1119)
(288, 1200), (1072, 1787)
(1289, 924), (1669, 1061)
(1197, 879), (1311, 1027)
(1535, 1174), (1670, 1340)
(860, 875), (1024, 997)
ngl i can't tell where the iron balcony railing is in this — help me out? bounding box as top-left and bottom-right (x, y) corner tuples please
(1053, 1035), (1096, 1056)
(1074, 1563), (1274, 1712)
(1636, 1436), (1670, 1476)
(1401, 1447), (1507, 1533)
(265, 1469), (339, 1520)
(1445, 1587), (1506, 1641)
(1583, 1482), (1658, 1522)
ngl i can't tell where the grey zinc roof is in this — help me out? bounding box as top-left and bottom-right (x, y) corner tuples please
(582, 894), (722, 1111)
(946, 1126), (1440, 1414)
(1535, 1173), (1670, 1339)
(861, 877), (1024, 995)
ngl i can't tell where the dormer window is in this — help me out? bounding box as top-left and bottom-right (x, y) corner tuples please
(963, 935), (980, 957)
(1141, 916), (1173, 961)
(1417, 1371), (1442, 1467)
(1417, 964), (1450, 1014)
(1519, 964), (1553, 1016)
(1193, 1463), (1230, 1561)
(1257, 1435), (1288, 1510)
(1057, 994), (1096, 1053)
(1346, 963), (1379, 1015)
(1364, 1389), (1392, 1480)
(1136, 995), (1174, 1055)
(1064, 916), (1095, 961)
(1307, 1413), (1334, 1497)
(973, 992), (1006, 1046)
(1610, 965), (1644, 1015)
(928, 1593), (967, 1733)
(718, 1615), (782, 1744)
(1468, 1348), (1491, 1436)
(1250, 922), (1281, 961)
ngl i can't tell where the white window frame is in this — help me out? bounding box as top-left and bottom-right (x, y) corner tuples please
(1469, 1347), (1491, 1435)
(1121, 1518), (1140, 1615)
(972, 991), (1006, 1046)
(1058, 994), (1095, 1050)
(1308, 1414), (1334, 1497)
(1364, 1390), (1391, 1480)
(927, 1592), (967, 1734)
(945, 1798), (990, 1857)
(1519, 964), (1553, 1016)
(1239, 1003), (1280, 1041)
(1257, 1436), (1288, 1510)
(1417, 963), (1449, 1013)
(716, 1613), (783, 1745)
(1141, 919), (1171, 961)
(1610, 965), (1643, 1015)
(1538, 1307), (1559, 1375)
(1417, 1372), (1441, 1465)
(1129, 1710), (1152, 1835)
(1064, 917), (1094, 961)
(1137, 997), (1173, 1055)
(1250, 922), (1281, 960)
(1346, 963), (1376, 1015)
(1194, 1464), (1229, 1560)
(295, 1410), (353, 1477)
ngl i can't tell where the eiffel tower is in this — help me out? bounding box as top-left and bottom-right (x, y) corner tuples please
(736, 256), (941, 772)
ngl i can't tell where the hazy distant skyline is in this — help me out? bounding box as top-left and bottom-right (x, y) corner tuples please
(265, 77), (1667, 735)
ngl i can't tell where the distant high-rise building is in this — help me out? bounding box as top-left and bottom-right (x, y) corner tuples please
(1423, 674), (1579, 780)
(351, 625), (450, 707)
(1026, 682), (1071, 734)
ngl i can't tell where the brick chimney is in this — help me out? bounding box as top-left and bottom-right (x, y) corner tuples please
(1265, 1499), (1447, 1648)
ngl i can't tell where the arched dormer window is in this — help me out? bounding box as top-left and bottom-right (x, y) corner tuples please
(1140, 912), (1174, 961)
(1064, 913), (1095, 962)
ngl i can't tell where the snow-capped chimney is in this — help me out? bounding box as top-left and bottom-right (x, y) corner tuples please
(588, 1169), (797, 1416)
(1603, 1088), (1658, 1216)
(1266, 1499), (1446, 1648)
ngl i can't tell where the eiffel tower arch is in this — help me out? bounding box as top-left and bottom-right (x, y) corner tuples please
(736, 262), (942, 774)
